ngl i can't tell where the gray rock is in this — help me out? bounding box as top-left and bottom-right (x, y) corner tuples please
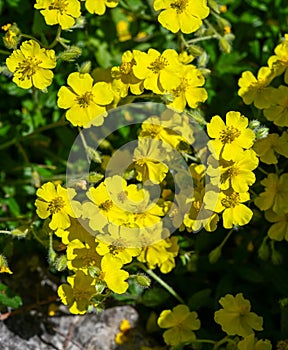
(0, 306), (152, 350)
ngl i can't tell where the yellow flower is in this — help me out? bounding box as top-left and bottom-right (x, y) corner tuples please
(263, 85), (288, 126)
(66, 238), (101, 272)
(58, 270), (97, 314)
(158, 304), (200, 346)
(253, 132), (288, 164)
(55, 217), (95, 245)
(6, 40), (56, 90)
(184, 189), (219, 232)
(99, 255), (129, 294)
(115, 319), (131, 345)
(238, 67), (275, 109)
(133, 138), (169, 184)
(207, 111), (255, 160)
(153, 0), (210, 34)
(254, 173), (288, 215)
(167, 65), (208, 112)
(34, 0), (81, 30)
(133, 48), (181, 93)
(208, 150), (259, 193)
(238, 334), (272, 350)
(204, 189), (253, 229)
(268, 34), (288, 83)
(82, 0), (119, 15)
(116, 20), (132, 42)
(111, 50), (144, 95)
(35, 182), (82, 230)
(265, 210), (288, 241)
(57, 72), (114, 128)
(214, 293), (263, 337)
(137, 231), (179, 274)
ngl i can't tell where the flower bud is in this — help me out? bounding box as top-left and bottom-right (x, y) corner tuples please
(255, 126), (269, 140)
(209, 246), (222, 264)
(208, 0), (220, 13)
(2, 23), (21, 50)
(258, 237), (270, 261)
(88, 266), (101, 278)
(134, 274), (151, 288)
(58, 46), (82, 62)
(0, 254), (12, 274)
(87, 146), (102, 163)
(79, 61), (92, 74)
(54, 255), (67, 271)
(249, 119), (261, 130)
(219, 37), (232, 54)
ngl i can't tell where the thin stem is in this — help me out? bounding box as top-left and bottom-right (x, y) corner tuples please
(0, 230), (12, 234)
(192, 339), (216, 345)
(258, 166), (269, 175)
(136, 262), (185, 304)
(47, 26), (62, 49)
(20, 34), (43, 46)
(213, 336), (237, 350)
(0, 49), (10, 55)
(186, 34), (218, 45)
(219, 228), (234, 250)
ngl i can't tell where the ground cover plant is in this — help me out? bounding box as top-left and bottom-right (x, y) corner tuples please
(1, 0), (288, 349)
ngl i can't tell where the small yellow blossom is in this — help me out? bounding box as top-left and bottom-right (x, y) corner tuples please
(58, 270), (97, 314)
(116, 20), (132, 42)
(265, 210), (288, 241)
(268, 34), (288, 83)
(205, 189), (253, 229)
(253, 132), (288, 164)
(57, 72), (114, 128)
(207, 150), (259, 193)
(115, 319), (131, 345)
(35, 182), (82, 230)
(6, 40), (56, 90)
(207, 111), (255, 160)
(158, 304), (200, 346)
(0, 254), (13, 274)
(254, 173), (288, 215)
(238, 67), (275, 109)
(153, 0), (210, 34)
(133, 138), (169, 184)
(133, 48), (181, 93)
(35, 0), (81, 30)
(263, 85), (288, 126)
(214, 293), (263, 337)
(82, 0), (119, 15)
(167, 65), (208, 112)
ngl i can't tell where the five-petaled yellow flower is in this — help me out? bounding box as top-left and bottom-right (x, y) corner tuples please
(6, 40), (56, 90)
(153, 0), (210, 34)
(57, 72), (114, 128)
(35, 182), (82, 230)
(207, 111), (255, 160)
(34, 0), (81, 30)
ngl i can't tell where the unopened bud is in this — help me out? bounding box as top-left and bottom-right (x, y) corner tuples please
(88, 172), (104, 184)
(58, 46), (82, 62)
(255, 126), (269, 140)
(95, 281), (106, 293)
(249, 119), (261, 130)
(258, 237), (270, 261)
(87, 146), (102, 163)
(79, 61), (92, 74)
(208, 0), (220, 13)
(189, 45), (204, 58)
(88, 266), (101, 278)
(54, 255), (67, 271)
(209, 246), (222, 264)
(134, 274), (151, 288)
(219, 37), (232, 54)
(271, 243), (282, 265)
(198, 51), (209, 68)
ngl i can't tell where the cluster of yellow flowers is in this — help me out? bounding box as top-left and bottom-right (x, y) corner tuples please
(156, 293), (271, 348)
(238, 34), (288, 242)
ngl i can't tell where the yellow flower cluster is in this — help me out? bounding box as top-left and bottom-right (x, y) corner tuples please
(204, 111), (258, 229)
(239, 35), (288, 242)
(239, 34), (288, 127)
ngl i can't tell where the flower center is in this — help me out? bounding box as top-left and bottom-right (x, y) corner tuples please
(170, 0), (189, 13)
(117, 191), (128, 203)
(148, 56), (168, 74)
(221, 192), (240, 208)
(221, 165), (239, 183)
(172, 78), (188, 97)
(76, 91), (94, 108)
(49, 0), (68, 14)
(99, 200), (113, 211)
(48, 196), (65, 214)
(120, 61), (134, 75)
(219, 126), (241, 144)
(15, 56), (42, 81)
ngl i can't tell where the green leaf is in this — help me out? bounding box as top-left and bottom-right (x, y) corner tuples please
(0, 283), (22, 309)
